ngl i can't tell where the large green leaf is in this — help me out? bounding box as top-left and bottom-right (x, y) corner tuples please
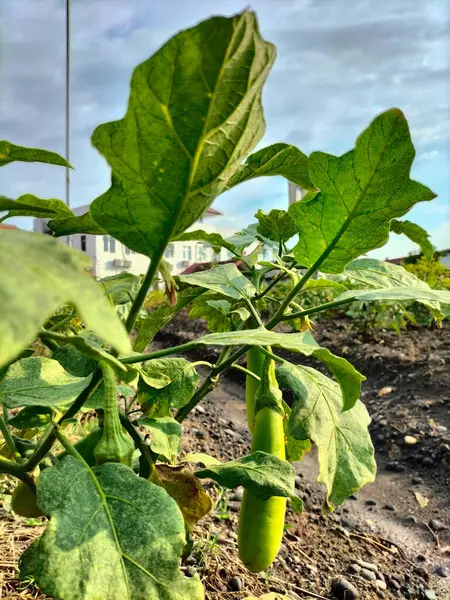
(196, 451), (295, 500)
(0, 194), (73, 219)
(225, 143), (315, 190)
(173, 230), (240, 257)
(390, 219), (434, 259)
(339, 258), (450, 321)
(192, 329), (364, 409)
(0, 140), (71, 168)
(0, 357), (93, 409)
(49, 211), (106, 236)
(276, 361), (376, 511)
(52, 345), (97, 378)
(133, 284), (204, 353)
(139, 416), (181, 463)
(137, 358), (199, 416)
(289, 109), (436, 273)
(89, 11), (275, 260)
(179, 263), (256, 300)
(255, 208), (297, 244)
(0, 230), (130, 368)
(20, 458), (203, 600)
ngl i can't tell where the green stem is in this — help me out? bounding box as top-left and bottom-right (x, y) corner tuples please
(0, 415), (23, 463)
(259, 347), (285, 364)
(191, 361), (214, 369)
(255, 271), (287, 300)
(0, 214), (9, 224)
(229, 363), (261, 382)
(279, 297), (354, 321)
(125, 254), (163, 333)
(120, 341), (200, 365)
(119, 413), (157, 478)
(48, 310), (75, 332)
(0, 457), (36, 491)
(244, 298), (263, 326)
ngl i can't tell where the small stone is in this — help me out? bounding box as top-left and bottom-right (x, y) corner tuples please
(185, 566), (196, 577)
(386, 461), (399, 471)
(376, 580), (387, 590)
(416, 554), (426, 562)
(348, 564), (361, 575)
(224, 428), (238, 439)
(422, 456), (434, 467)
(331, 577), (359, 600)
(295, 475), (303, 488)
(228, 577), (243, 592)
(404, 435), (417, 445)
(405, 515), (418, 525)
(435, 425), (448, 433)
(413, 566), (429, 580)
(194, 429), (206, 440)
(360, 568), (377, 581)
(387, 578), (401, 591)
(378, 386), (393, 397)
(354, 559), (378, 572)
(394, 463), (406, 472)
(383, 504), (396, 512)
(365, 499), (377, 507)
(421, 590), (437, 600)
(429, 519), (447, 532)
(412, 476), (423, 485)
(185, 556), (197, 566)
(232, 487), (244, 501)
(436, 566), (448, 578)
(196, 405), (206, 415)
(348, 494), (358, 501)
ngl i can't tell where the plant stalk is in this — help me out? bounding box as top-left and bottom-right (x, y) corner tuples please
(125, 253), (163, 333)
(0, 415), (24, 463)
(279, 297), (354, 321)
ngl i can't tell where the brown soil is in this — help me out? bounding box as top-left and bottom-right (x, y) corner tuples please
(1, 317), (449, 599)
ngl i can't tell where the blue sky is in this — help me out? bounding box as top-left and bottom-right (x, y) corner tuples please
(1, 0), (449, 259)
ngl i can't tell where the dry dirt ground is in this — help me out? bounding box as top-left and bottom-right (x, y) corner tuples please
(1, 317), (449, 599)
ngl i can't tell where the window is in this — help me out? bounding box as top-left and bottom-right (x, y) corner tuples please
(182, 245), (192, 261)
(81, 235), (87, 252)
(165, 243), (175, 258)
(196, 243), (207, 261)
(103, 235), (116, 253)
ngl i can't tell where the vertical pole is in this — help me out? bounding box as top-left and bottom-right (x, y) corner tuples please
(65, 0), (71, 247)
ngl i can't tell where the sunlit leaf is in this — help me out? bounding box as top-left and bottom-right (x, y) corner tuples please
(49, 211), (106, 236)
(139, 416), (181, 463)
(0, 140), (71, 168)
(276, 361), (376, 511)
(173, 230), (240, 256)
(179, 263), (256, 300)
(0, 229), (130, 368)
(0, 357), (93, 409)
(89, 11), (275, 260)
(20, 458), (204, 599)
(0, 194), (73, 220)
(255, 209), (297, 244)
(391, 219), (434, 259)
(289, 109), (436, 273)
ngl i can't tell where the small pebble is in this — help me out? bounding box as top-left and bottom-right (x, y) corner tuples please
(387, 578), (401, 591)
(360, 568), (377, 581)
(386, 461), (399, 471)
(196, 405), (205, 415)
(376, 580), (387, 590)
(383, 504), (396, 511)
(365, 499), (377, 507)
(421, 457), (434, 467)
(228, 576), (243, 592)
(348, 564), (361, 575)
(422, 590), (437, 600)
(429, 519), (447, 531)
(413, 566), (428, 580)
(194, 429), (206, 440)
(354, 559), (378, 572)
(331, 577), (359, 600)
(185, 566), (196, 577)
(404, 435), (417, 445)
(185, 556), (197, 566)
(404, 515), (418, 525)
(436, 566), (448, 578)
(412, 476), (423, 485)
(435, 425), (448, 433)
(232, 487), (244, 501)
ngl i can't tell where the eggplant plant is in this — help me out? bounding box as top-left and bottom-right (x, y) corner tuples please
(1, 10), (449, 600)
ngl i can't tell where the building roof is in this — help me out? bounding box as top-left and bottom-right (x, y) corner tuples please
(181, 258), (245, 274)
(204, 207), (222, 217)
(387, 248), (450, 265)
(0, 224), (18, 230)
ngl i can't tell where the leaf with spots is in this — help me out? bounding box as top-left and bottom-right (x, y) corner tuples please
(19, 457), (204, 599)
(89, 11), (275, 260)
(289, 109), (436, 273)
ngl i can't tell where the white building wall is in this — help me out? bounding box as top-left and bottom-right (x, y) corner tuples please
(288, 182), (308, 205)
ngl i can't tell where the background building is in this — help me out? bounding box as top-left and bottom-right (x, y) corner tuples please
(34, 205), (236, 278)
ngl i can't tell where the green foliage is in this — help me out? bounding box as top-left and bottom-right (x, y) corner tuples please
(289, 109), (436, 273)
(1, 8), (448, 597)
(20, 458), (203, 599)
(197, 451), (296, 500)
(276, 361), (376, 511)
(0, 229), (129, 369)
(0, 140), (71, 168)
(391, 219), (434, 259)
